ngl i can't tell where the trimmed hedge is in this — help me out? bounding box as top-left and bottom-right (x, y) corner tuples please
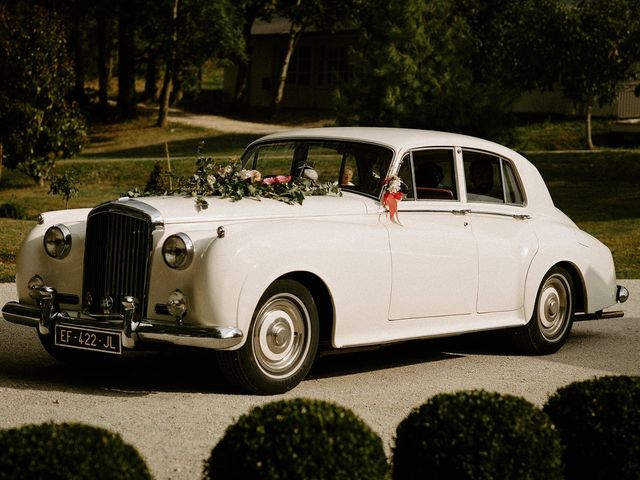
(0, 202), (26, 220)
(392, 390), (563, 480)
(0, 422), (151, 480)
(544, 375), (640, 480)
(204, 398), (389, 480)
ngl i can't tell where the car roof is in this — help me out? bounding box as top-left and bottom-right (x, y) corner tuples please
(248, 127), (558, 215)
(250, 127), (517, 157)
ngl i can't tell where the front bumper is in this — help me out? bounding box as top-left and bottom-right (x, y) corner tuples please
(2, 286), (243, 351)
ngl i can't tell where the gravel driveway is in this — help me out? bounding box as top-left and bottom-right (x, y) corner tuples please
(1, 281), (638, 479)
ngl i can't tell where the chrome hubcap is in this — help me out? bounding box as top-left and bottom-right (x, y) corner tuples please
(252, 294), (309, 377)
(538, 274), (571, 341)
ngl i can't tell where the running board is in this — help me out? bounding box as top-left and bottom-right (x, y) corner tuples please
(574, 310), (625, 322)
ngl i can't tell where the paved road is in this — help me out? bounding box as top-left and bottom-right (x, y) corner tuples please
(1, 281), (638, 479)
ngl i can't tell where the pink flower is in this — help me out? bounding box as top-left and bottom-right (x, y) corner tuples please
(263, 175), (291, 186)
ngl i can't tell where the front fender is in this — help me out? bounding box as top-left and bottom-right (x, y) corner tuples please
(15, 209), (91, 304)
(192, 217), (392, 349)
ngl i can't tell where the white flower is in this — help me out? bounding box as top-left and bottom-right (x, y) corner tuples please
(206, 175), (216, 186)
(386, 176), (402, 193)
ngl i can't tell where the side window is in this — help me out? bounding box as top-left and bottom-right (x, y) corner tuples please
(463, 150), (525, 205)
(412, 149), (458, 200)
(502, 161), (525, 205)
(398, 154), (414, 200)
(463, 150), (504, 203)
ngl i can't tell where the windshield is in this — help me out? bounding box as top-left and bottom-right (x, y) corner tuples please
(241, 140), (395, 198)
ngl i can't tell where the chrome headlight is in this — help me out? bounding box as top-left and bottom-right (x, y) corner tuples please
(162, 233), (193, 270)
(43, 224), (72, 259)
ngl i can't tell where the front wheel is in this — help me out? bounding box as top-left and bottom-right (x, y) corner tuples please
(217, 279), (319, 395)
(516, 266), (575, 355)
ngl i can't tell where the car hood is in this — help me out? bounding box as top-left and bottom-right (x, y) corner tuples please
(120, 192), (374, 225)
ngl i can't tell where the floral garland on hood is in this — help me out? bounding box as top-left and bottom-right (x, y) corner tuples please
(128, 157), (341, 210)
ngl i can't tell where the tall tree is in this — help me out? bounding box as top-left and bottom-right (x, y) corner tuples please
(156, 0), (245, 127)
(96, 9), (115, 112)
(231, 0), (272, 107)
(271, 0), (362, 117)
(157, 0), (180, 128)
(560, 0), (640, 149)
(337, 0), (566, 138)
(116, 0), (139, 118)
(0, 4), (86, 185)
(337, 0), (476, 130)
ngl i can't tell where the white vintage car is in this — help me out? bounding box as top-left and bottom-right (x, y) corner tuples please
(2, 127), (629, 394)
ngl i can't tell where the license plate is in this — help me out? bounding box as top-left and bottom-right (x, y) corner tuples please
(54, 324), (122, 355)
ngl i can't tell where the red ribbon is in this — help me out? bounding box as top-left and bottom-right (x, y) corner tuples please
(383, 192), (403, 224)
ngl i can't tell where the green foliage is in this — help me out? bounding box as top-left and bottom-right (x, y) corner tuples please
(454, 0), (565, 92)
(559, 0), (640, 147)
(48, 169), (81, 208)
(0, 4), (87, 185)
(0, 422), (151, 480)
(130, 158), (340, 208)
(0, 202), (26, 220)
(204, 398), (389, 480)
(392, 390), (564, 480)
(560, 0), (640, 107)
(543, 376), (640, 480)
(337, 0), (565, 139)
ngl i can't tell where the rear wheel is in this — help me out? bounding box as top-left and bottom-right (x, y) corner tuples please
(517, 266), (575, 354)
(217, 279), (319, 394)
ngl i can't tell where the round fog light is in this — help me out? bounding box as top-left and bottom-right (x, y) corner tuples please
(167, 290), (188, 319)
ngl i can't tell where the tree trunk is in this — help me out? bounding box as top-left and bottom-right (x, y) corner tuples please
(272, 23), (302, 118)
(170, 64), (183, 106)
(157, 66), (173, 128)
(157, 0), (179, 128)
(232, 20), (256, 108)
(116, 6), (137, 119)
(233, 62), (249, 107)
(97, 14), (113, 112)
(142, 50), (159, 103)
(585, 97), (595, 150)
(70, 3), (86, 104)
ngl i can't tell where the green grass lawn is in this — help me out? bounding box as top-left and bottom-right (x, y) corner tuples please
(1, 117), (639, 281)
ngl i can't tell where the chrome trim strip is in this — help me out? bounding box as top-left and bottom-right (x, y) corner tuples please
(2, 302), (40, 327)
(469, 210), (531, 220)
(92, 197), (164, 227)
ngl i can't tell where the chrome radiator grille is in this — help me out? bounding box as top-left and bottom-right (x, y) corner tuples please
(82, 206), (153, 317)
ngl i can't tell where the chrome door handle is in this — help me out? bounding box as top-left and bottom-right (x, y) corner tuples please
(452, 209), (471, 215)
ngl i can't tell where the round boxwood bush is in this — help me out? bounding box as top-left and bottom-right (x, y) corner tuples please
(204, 398), (389, 480)
(543, 375), (640, 480)
(0, 422), (151, 479)
(393, 390), (563, 480)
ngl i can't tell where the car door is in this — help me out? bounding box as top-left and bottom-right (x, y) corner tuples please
(387, 148), (478, 320)
(462, 149), (538, 313)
